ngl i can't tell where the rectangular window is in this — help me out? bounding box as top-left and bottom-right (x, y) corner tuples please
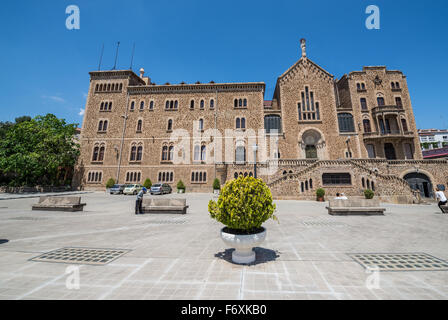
(191, 171), (207, 183)
(322, 173), (352, 185)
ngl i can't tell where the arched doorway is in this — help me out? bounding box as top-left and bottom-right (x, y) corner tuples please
(404, 172), (433, 198)
(301, 129), (322, 159)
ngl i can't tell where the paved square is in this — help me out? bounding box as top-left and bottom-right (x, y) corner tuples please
(0, 192), (447, 300)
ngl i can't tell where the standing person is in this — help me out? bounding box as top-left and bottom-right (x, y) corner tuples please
(135, 187), (147, 215)
(435, 187), (447, 213)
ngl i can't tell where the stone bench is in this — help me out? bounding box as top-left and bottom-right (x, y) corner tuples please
(142, 198), (188, 215)
(32, 196), (86, 212)
(326, 199), (385, 216)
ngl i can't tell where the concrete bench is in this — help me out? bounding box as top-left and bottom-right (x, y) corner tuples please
(32, 196), (86, 212)
(142, 198), (188, 215)
(326, 199), (385, 216)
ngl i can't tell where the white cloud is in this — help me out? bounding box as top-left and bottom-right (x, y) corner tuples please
(78, 108), (85, 116)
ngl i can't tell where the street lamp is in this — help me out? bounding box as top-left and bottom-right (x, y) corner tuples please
(252, 144), (258, 179)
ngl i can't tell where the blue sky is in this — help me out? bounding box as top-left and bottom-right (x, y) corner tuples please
(0, 0), (447, 129)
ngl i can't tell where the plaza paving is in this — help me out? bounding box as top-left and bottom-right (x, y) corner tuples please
(0, 192), (447, 300)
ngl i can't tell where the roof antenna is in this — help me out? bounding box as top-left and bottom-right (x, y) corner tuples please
(129, 42), (136, 71)
(98, 43), (104, 71)
(112, 41), (120, 70)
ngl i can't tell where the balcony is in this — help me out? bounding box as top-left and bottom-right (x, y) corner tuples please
(372, 105), (405, 115)
(363, 130), (414, 140)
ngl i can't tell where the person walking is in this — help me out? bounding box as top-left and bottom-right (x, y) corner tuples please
(135, 187), (147, 215)
(435, 187), (447, 213)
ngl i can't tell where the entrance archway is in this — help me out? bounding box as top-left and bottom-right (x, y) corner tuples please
(404, 172), (433, 198)
(301, 129), (322, 159)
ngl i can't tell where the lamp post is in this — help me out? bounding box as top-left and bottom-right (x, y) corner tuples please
(252, 144), (258, 179)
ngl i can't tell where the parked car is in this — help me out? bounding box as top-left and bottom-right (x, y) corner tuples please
(109, 184), (125, 195)
(150, 183), (172, 195)
(123, 184), (143, 195)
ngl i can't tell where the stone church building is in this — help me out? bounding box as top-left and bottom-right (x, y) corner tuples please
(74, 39), (448, 203)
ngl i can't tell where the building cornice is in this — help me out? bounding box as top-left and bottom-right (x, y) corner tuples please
(127, 82), (265, 95)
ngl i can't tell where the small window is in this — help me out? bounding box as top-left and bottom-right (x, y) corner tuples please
(149, 101), (154, 110)
(167, 119), (173, 131)
(137, 120), (142, 132)
(210, 99), (214, 109)
(377, 97), (385, 106)
(200, 100), (204, 109)
(199, 119), (204, 131)
(130, 101), (135, 110)
(360, 98), (367, 110)
(395, 97), (402, 107)
(190, 100), (195, 109)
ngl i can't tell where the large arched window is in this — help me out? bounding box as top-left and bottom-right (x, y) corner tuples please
(264, 115), (282, 134)
(194, 145), (200, 161)
(201, 145), (206, 161)
(338, 113), (355, 133)
(235, 146), (246, 163)
(162, 146), (168, 161)
(130, 146), (137, 161)
(92, 146), (99, 161)
(136, 146), (143, 161)
(98, 146), (105, 161)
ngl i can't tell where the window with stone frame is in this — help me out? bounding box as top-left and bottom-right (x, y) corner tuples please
(191, 171), (207, 183)
(322, 173), (352, 185)
(126, 171), (141, 183)
(298, 86), (320, 121)
(87, 171), (103, 183)
(338, 113), (355, 133)
(158, 171), (174, 183)
(360, 98), (368, 111)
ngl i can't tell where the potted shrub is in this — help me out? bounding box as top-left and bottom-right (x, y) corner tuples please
(143, 178), (152, 189)
(177, 180), (185, 193)
(316, 188), (325, 202)
(209, 176), (278, 264)
(213, 178), (221, 195)
(364, 189), (374, 199)
(106, 178), (115, 193)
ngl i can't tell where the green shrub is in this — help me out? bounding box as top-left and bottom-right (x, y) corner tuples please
(177, 180), (185, 190)
(316, 188), (325, 198)
(364, 189), (374, 199)
(106, 178), (115, 189)
(143, 178), (152, 189)
(208, 176), (277, 232)
(213, 178), (221, 190)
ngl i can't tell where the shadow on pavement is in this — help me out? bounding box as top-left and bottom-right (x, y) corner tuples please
(0, 239), (9, 245)
(215, 247), (280, 266)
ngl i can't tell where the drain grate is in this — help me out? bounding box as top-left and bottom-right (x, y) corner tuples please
(145, 219), (187, 225)
(301, 220), (347, 227)
(30, 247), (130, 265)
(349, 253), (448, 271)
(9, 217), (48, 221)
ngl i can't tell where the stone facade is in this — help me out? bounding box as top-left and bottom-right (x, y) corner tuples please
(74, 40), (448, 203)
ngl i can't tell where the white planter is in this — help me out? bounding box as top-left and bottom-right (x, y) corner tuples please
(178, 189), (185, 194)
(220, 227), (266, 264)
(213, 189), (220, 195)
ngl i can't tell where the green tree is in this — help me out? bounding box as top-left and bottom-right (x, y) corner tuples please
(106, 178), (115, 189)
(0, 114), (80, 186)
(143, 178), (152, 189)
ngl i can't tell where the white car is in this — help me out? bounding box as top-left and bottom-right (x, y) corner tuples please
(123, 184), (143, 195)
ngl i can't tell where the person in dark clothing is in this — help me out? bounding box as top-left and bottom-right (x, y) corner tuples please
(135, 187), (147, 215)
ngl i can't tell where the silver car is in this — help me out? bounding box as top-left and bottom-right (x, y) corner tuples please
(150, 183), (172, 195)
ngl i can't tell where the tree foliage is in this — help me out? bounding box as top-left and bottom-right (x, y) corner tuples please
(0, 114), (80, 186)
